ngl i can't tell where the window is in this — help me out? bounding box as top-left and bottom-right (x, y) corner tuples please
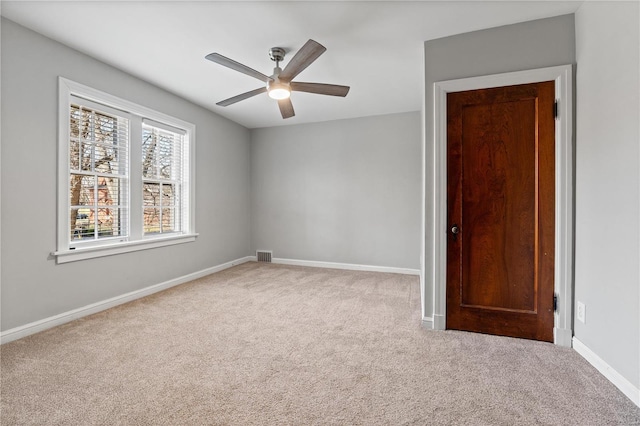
(142, 122), (184, 236)
(69, 101), (129, 243)
(55, 78), (196, 263)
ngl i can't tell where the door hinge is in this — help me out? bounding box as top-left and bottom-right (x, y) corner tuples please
(553, 294), (558, 312)
(554, 100), (559, 119)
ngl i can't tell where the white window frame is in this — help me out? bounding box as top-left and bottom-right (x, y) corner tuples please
(53, 77), (197, 264)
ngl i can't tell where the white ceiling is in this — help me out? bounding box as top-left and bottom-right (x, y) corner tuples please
(1, 1), (581, 129)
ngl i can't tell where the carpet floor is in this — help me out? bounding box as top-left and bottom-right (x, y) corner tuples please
(1, 262), (639, 425)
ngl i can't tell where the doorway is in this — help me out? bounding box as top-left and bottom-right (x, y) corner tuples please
(429, 65), (574, 346)
(445, 82), (555, 341)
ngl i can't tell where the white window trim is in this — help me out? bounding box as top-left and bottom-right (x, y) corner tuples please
(54, 77), (197, 264)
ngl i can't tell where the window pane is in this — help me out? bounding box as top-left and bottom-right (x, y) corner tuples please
(97, 177), (120, 206)
(80, 142), (92, 171)
(70, 207), (126, 240)
(108, 207), (127, 238)
(143, 207), (161, 234)
(70, 139), (80, 170)
(79, 109), (93, 140)
(94, 143), (116, 174)
(162, 208), (174, 232)
(142, 130), (155, 178)
(70, 207), (94, 240)
(70, 105), (81, 138)
(162, 184), (175, 207)
(157, 133), (173, 179)
(96, 114), (117, 144)
(96, 208), (122, 238)
(70, 174), (94, 207)
(143, 182), (160, 206)
(142, 127), (178, 180)
(73, 107), (89, 140)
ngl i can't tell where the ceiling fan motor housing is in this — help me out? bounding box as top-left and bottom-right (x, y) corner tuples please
(269, 47), (286, 63)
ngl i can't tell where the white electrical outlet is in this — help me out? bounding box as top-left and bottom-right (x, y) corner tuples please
(577, 301), (586, 323)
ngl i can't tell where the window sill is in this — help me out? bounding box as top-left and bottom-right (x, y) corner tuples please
(52, 233), (198, 264)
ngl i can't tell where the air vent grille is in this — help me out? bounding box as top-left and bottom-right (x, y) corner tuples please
(256, 250), (272, 263)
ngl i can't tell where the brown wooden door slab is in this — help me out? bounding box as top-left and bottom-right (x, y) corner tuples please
(446, 81), (555, 342)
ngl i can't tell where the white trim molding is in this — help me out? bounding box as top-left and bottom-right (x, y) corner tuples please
(0, 256), (254, 345)
(272, 257), (421, 276)
(421, 317), (434, 329)
(573, 337), (640, 407)
(52, 233), (199, 264)
(431, 65), (574, 347)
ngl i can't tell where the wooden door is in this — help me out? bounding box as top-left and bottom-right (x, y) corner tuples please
(446, 81), (555, 342)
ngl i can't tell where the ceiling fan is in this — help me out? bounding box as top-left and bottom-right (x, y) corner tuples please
(205, 39), (350, 119)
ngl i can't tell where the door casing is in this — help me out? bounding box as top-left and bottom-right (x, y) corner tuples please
(428, 65), (573, 347)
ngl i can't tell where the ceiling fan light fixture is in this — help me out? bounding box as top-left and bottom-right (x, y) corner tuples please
(206, 39), (349, 119)
(267, 81), (291, 100)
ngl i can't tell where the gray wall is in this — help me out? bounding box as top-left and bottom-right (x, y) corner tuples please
(423, 15), (576, 318)
(251, 113), (421, 269)
(574, 2), (639, 388)
(1, 19), (252, 331)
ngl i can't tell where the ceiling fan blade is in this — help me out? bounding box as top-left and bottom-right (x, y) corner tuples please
(290, 82), (350, 97)
(278, 98), (295, 119)
(216, 87), (267, 107)
(279, 39), (326, 82)
(205, 53), (270, 83)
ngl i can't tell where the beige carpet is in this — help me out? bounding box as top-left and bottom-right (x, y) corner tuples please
(2, 262), (639, 425)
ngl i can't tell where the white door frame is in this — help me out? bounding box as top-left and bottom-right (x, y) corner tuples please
(430, 65), (573, 347)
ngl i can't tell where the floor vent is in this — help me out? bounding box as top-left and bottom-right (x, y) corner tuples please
(256, 250), (272, 263)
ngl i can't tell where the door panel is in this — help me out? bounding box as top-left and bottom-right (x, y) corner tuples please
(446, 82), (555, 342)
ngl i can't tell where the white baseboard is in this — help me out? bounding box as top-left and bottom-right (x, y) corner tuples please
(0, 256), (254, 345)
(271, 257), (421, 276)
(573, 337), (640, 407)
